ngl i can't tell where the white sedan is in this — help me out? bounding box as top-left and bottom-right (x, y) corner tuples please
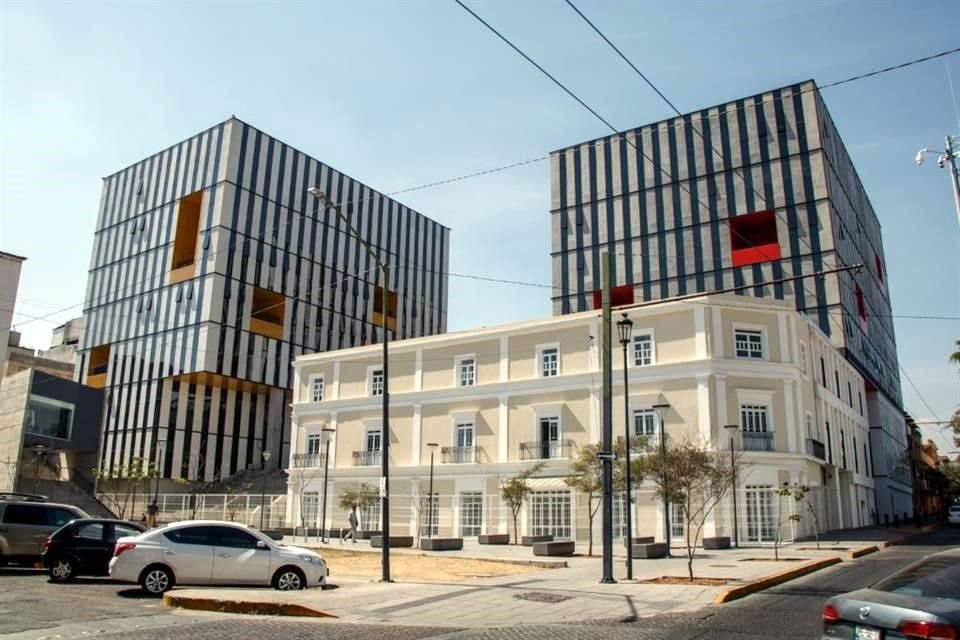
(949, 504), (960, 526)
(109, 520), (328, 596)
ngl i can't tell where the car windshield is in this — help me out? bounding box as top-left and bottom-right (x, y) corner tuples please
(873, 556), (960, 600)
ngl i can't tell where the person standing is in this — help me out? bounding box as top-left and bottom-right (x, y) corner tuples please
(341, 505), (359, 543)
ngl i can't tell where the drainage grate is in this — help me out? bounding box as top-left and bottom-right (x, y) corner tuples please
(513, 591), (572, 604)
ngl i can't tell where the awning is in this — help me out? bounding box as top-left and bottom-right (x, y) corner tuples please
(525, 478), (571, 491)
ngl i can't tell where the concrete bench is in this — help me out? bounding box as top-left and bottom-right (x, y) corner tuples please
(521, 535), (554, 546)
(369, 535), (414, 548)
(702, 536), (731, 550)
(633, 542), (668, 558)
(478, 534), (510, 545)
(532, 540), (575, 556)
(624, 536), (655, 546)
(420, 537), (463, 551)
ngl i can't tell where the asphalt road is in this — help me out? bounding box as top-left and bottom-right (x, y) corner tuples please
(1, 526), (957, 640)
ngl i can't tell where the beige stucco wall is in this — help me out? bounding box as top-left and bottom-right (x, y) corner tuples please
(0, 369), (31, 492)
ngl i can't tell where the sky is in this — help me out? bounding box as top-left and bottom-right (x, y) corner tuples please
(1, 0), (958, 452)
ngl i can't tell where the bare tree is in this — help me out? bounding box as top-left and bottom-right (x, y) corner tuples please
(640, 438), (741, 580)
(499, 461), (546, 544)
(773, 483), (801, 561)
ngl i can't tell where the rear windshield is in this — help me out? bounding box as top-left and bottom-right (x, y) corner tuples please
(873, 556), (960, 600)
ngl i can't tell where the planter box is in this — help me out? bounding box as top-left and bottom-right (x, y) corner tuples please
(634, 542), (668, 559)
(624, 536), (655, 547)
(478, 534), (510, 545)
(533, 540), (575, 556)
(521, 535), (554, 546)
(420, 537), (463, 551)
(703, 536), (731, 550)
(370, 535), (414, 548)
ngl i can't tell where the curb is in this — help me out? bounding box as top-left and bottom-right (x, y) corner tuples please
(847, 545), (879, 559)
(882, 524), (939, 548)
(162, 593), (337, 618)
(713, 557), (842, 604)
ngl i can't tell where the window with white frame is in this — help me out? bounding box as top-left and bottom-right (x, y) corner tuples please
(359, 502), (380, 532)
(745, 485), (777, 542)
(310, 376), (324, 402)
(460, 492), (483, 537)
(528, 491), (571, 539)
(633, 409), (657, 444)
(358, 429), (381, 466)
(370, 369), (384, 396)
(671, 503), (685, 539)
(301, 492), (319, 528)
(633, 333), (654, 366)
(304, 432), (323, 466)
(613, 492), (627, 539)
(805, 413), (814, 439)
(734, 328), (764, 359)
(457, 357), (476, 387)
(740, 404), (769, 432)
(539, 346), (559, 377)
(453, 421), (475, 463)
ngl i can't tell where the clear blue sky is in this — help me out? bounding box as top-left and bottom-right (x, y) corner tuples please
(1, 1), (958, 449)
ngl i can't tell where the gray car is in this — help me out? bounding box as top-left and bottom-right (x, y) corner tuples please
(821, 548), (960, 640)
(0, 493), (89, 568)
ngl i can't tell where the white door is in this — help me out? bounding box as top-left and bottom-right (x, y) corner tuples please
(211, 525), (272, 585)
(160, 525), (214, 583)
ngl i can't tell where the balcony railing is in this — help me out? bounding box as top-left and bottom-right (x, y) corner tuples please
(292, 453), (326, 468)
(520, 440), (575, 460)
(352, 450), (381, 466)
(441, 446), (477, 464)
(742, 431), (775, 452)
(805, 438), (826, 461)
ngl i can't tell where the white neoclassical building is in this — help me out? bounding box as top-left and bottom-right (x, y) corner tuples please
(285, 294), (874, 546)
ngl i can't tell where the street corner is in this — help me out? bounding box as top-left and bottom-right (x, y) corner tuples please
(162, 589), (338, 618)
(713, 556), (843, 604)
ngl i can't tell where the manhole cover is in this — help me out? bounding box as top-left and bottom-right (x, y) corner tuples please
(514, 591), (572, 604)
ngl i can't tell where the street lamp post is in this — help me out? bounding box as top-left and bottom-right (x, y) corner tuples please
(616, 313), (634, 580)
(723, 424), (740, 548)
(652, 403), (671, 557)
(259, 450), (272, 530)
(320, 428), (335, 543)
(308, 187), (392, 582)
(150, 437), (165, 528)
(916, 135), (960, 232)
(426, 443), (438, 540)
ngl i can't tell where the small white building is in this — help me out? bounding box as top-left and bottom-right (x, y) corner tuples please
(286, 294), (873, 545)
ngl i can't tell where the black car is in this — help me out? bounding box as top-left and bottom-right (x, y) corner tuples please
(42, 518), (146, 582)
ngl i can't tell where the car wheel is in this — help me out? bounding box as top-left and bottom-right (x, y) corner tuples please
(273, 566), (306, 591)
(139, 565), (174, 596)
(48, 558), (76, 582)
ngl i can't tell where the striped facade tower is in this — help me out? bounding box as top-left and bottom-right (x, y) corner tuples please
(79, 118), (450, 482)
(550, 80), (912, 521)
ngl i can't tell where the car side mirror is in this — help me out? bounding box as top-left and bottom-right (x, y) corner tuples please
(256, 540), (269, 550)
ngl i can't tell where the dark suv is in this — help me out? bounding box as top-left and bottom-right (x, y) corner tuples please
(0, 493), (88, 568)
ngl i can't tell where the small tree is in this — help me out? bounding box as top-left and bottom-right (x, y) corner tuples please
(500, 461), (546, 544)
(792, 485), (821, 549)
(564, 438), (645, 556)
(640, 438), (740, 580)
(338, 483), (380, 532)
(773, 483), (801, 560)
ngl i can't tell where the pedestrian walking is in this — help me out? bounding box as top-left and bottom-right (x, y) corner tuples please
(341, 505), (359, 543)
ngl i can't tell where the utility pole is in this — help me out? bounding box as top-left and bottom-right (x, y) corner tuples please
(916, 135), (960, 233)
(599, 252), (615, 584)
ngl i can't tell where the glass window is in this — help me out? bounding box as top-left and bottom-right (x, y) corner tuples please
(734, 329), (764, 359)
(529, 491), (571, 539)
(311, 377), (324, 402)
(76, 523), (105, 540)
(113, 524), (143, 540)
(47, 508), (78, 527)
(366, 430), (381, 452)
(370, 370), (384, 396)
(2, 504), (45, 525)
(873, 556), (960, 600)
(745, 485), (776, 542)
(306, 433), (321, 456)
(301, 492), (319, 527)
(25, 396), (74, 440)
(541, 348), (559, 377)
(671, 503), (685, 539)
(633, 334), (653, 366)
(460, 492), (483, 537)
(741, 405), (769, 432)
(419, 493), (439, 537)
(214, 525), (259, 549)
(633, 409), (656, 441)
(164, 526), (212, 546)
(459, 359), (475, 387)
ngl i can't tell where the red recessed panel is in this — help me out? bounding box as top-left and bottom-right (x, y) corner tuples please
(591, 285), (635, 309)
(729, 210), (781, 267)
(731, 243), (781, 267)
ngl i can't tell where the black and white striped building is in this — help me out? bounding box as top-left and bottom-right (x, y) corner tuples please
(550, 80), (912, 519)
(79, 118), (450, 481)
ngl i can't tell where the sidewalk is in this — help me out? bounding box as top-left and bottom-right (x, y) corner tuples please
(165, 526), (934, 628)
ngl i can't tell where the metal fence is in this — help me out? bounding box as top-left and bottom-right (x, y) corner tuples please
(144, 493), (288, 528)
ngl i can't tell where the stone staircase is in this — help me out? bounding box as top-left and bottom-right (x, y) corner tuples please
(29, 478), (117, 519)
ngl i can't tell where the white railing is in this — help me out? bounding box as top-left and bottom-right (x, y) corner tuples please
(150, 493), (288, 529)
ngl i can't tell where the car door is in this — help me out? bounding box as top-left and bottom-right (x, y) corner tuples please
(159, 526), (214, 584)
(211, 525), (272, 586)
(72, 522), (112, 574)
(1, 504), (46, 556)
